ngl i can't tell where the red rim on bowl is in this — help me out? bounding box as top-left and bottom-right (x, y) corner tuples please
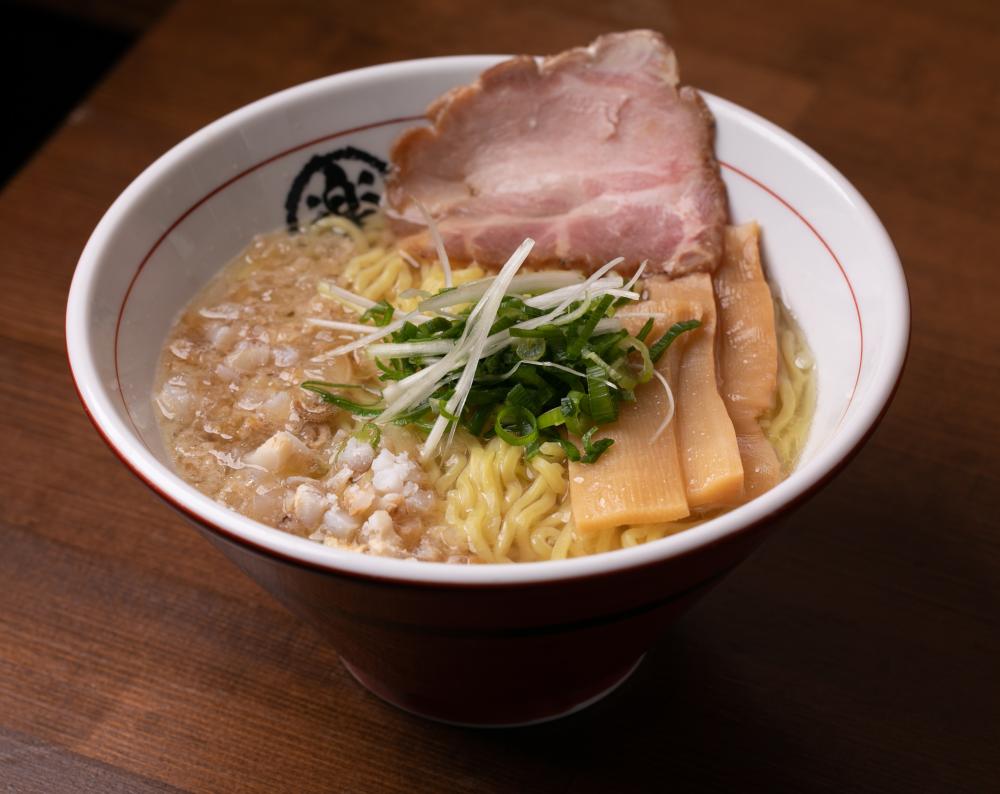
(65, 57), (909, 589)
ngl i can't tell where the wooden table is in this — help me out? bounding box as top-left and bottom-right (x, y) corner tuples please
(2, 1), (998, 790)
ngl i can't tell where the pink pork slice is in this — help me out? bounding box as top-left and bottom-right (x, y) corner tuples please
(384, 30), (728, 275)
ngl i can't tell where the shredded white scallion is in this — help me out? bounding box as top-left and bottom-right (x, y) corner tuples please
(593, 318), (623, 334)
(622, 260), (647, 293)
(522, 258), (624, 317)
(615, 311), (668, 320)
(417, 271), (583, 314)
(321, 312), (434, 357)
(317, 280), (377, 311)
(420, 238), (536, 459)
(399, 249), (422, 269)
(514, 294), (594, 332)
(604, 288), (642, 301)
(397, 287), (432, 301)
(366, 339), (456, 358)
(415, 199), (452, 289)
(649, 369), (676, 444)
(505, 359), (617, 390)
(305, 318), (378, 333)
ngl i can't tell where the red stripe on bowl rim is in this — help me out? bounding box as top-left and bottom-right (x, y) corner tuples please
(719, 160), (864, 406)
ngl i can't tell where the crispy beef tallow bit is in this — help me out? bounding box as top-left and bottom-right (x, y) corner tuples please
(384, 30), (728, 276)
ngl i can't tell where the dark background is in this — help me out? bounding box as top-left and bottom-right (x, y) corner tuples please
(1, 0), (168, 187)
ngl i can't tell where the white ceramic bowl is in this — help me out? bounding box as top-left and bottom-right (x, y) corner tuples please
(66, 56), (908, 725)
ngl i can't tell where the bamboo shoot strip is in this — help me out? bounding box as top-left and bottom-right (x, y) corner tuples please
(714, 223), (782, 498)
(652, 274), (745, 508)
(567, 339), (690, 533)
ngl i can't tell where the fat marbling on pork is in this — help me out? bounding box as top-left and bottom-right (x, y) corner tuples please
(384, 30), (728, 275)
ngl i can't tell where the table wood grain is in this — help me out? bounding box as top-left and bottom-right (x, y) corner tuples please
(2, 0), (998, 791)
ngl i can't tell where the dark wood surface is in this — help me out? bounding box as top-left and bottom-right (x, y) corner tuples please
(2, 1), (998, 791)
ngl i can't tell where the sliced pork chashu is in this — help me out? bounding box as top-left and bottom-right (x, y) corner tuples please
(385, 30), (728, 275)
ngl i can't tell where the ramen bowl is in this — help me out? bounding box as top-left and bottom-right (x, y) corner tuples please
(66, 56), (908, 726)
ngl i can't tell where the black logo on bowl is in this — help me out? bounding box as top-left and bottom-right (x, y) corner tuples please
(284, 146), (388, 231)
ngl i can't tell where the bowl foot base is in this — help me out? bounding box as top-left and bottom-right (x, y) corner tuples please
(340, 654), (644, 728)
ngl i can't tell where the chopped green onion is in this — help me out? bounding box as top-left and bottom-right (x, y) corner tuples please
(301, 382), (384, 416)
(301, 380), (382, 397)
(465, 404), (496, 436)
(464, 386), (510, 406)
(433, 397), (461, 422)
(537, 405), (568, 429)
(514, 337), (546, 361)
(551, 436), (582, 461)
(567, 293), (616, 359)
(390, 402), (435, 425)
(561, 391), (589, 437)
(617, 337), (654, 385)
(648, 319), (701, 364)
(494, 405), (539, 447)
(505, 383), (536, 409)
(354, 422), (381, 448)
(581, 426), (614, 463)
(586, 363), (617, 424)
(360, 299), (395, 327)
(635, 317), (655, 343)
